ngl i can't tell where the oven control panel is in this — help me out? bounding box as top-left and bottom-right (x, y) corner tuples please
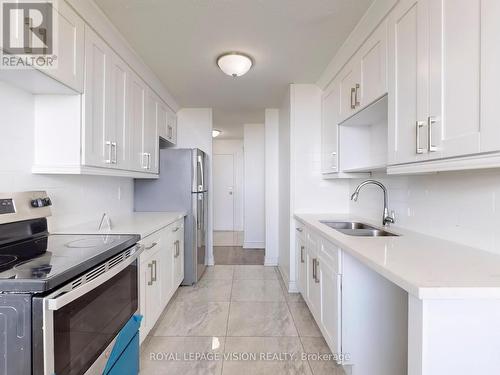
(0, 191), (52, 224)
(0, 199), (15, 215)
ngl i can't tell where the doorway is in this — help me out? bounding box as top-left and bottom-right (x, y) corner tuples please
(212, 137), (264, 264)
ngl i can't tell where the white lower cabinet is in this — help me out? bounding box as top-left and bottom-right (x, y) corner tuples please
(139, 219), (185, 343)
(295, 221), (407, 375)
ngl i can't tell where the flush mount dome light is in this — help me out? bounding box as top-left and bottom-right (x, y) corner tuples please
(212, 129), (221, 138)
(217, 52), (253, 77)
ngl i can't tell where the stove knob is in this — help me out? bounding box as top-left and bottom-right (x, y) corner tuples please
(31, 198), (52, 208)
(31, 198), (44, 208)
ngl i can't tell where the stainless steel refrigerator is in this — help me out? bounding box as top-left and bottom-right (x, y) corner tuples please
(134, 148), (208, 285)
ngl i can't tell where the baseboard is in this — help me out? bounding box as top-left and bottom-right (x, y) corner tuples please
(288, 280), (299, 293)
(264, 256), (278, 266)
(243, 241), (265, 249)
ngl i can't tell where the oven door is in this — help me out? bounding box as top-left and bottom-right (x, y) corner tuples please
(36, 245), (142, 375)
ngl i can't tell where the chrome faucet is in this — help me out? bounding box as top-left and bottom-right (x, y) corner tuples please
(351, 180), (395, 226)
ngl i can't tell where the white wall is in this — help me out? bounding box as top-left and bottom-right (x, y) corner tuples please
(213, 139), (244, 231)
(265, 109), (280, 266)
(243, 123), (266, 249)
(278, 88), (292, 283)
(176, 108), (215, 264)
(278, 84), (351, 291)
(0, 82), (134, 230)
(349, 170), (500, 255)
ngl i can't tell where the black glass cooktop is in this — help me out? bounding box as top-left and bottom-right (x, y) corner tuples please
(0, 220), (139, 293)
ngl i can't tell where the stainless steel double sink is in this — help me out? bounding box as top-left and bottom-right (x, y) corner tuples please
(320, 221), (399, 237)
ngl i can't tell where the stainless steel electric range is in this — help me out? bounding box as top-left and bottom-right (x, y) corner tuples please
(0, 192), (142, 375)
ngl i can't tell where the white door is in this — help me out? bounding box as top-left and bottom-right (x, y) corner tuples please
(213, 154), (235, 231)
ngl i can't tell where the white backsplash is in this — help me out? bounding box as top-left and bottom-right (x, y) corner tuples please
(0, 81), (134, 231)
(349, 170), (500, 254)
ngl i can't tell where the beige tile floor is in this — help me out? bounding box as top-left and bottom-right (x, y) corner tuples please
(140, 265), (347, 375)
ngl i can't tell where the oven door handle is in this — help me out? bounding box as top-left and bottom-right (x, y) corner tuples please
(46, 244), (143, 311)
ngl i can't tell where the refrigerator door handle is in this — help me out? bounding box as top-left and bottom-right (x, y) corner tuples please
(197, 155), (204, 192)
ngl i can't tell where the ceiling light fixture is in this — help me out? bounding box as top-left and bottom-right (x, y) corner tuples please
(217, 52), (253, 77)
(212, 129), (222, 138)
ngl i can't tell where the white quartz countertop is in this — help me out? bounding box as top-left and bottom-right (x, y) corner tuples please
(54, 212), (186, 239)
(295, 213), (500, 299)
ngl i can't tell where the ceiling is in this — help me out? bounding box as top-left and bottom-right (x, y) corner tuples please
(95, 0), (374, 139)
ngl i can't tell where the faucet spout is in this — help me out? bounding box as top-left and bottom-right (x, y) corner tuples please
(350, 180), (395, 226)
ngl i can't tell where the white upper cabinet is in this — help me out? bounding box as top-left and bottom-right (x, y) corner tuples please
(388, 0), (485, 170)
(338, 20), (388, 123)
(82, 26), (110, 168)
(44, 1), (85, 92)
(339, 60), (360, 122)
(358, 19), (388, 109)
(387, 0), (427, 165)
(129, 72), (147, 172)
(144, 89), (159, 173)
(480, 0), (500, 153)
(321, 79), (340, 174)
(158, 100), (177, 145)
(427, 0), (481, 160)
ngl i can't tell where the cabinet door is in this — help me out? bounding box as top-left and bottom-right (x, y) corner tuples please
(157, 102), (168, 141)
(296, 231), (307, 296)
(338, 61), (359, 122)
(387, 0), (428, 165)
(129, 72), (146, 171)
(481, 0), (500, 153)
(139, 255), (156, 342)
(321, 80), (340, 173)
(144, 89), (159, 173)
(166, 108), (178, 144)
(319, 258), (342, 358)
(173, 221), (185, 286)
(159, 230), (174, 304)
(82, 26), (111, 168)
(359, 19), (388, 107)
(107, 53), (130, 170)
(306, 234), (321, 320)
(427, 0), (481, 160)
(44, 1), (84, 92)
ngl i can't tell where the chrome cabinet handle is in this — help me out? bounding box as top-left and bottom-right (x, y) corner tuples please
(314, 259), (320, 283)
(105, 141), (112, 164)
(350, 87), (356, 109)
(147, 262), (153, 285)
(416, 121), (426, 154)
(147, 153), (152, 170)
(172, 227), (180, 233)
(428, 116), (438, 152)
(296, 228), (303, 233)
(174, 240), (180, 257)
(152, 260), (157, 282)
(300, 246), (305, 263)
(142, 153), (148, 169)
(168, 125), (173, 140)
(111, 142), (117, 164)
(145, 242), (158, 250)
(354, 83), (361, 107)
(312, 258), (316, 280)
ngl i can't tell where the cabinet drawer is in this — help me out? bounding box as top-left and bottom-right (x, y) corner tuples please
(295, 222), (306, 240)
(320, 239), (342, 275)
(139, 230), (162, 258)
